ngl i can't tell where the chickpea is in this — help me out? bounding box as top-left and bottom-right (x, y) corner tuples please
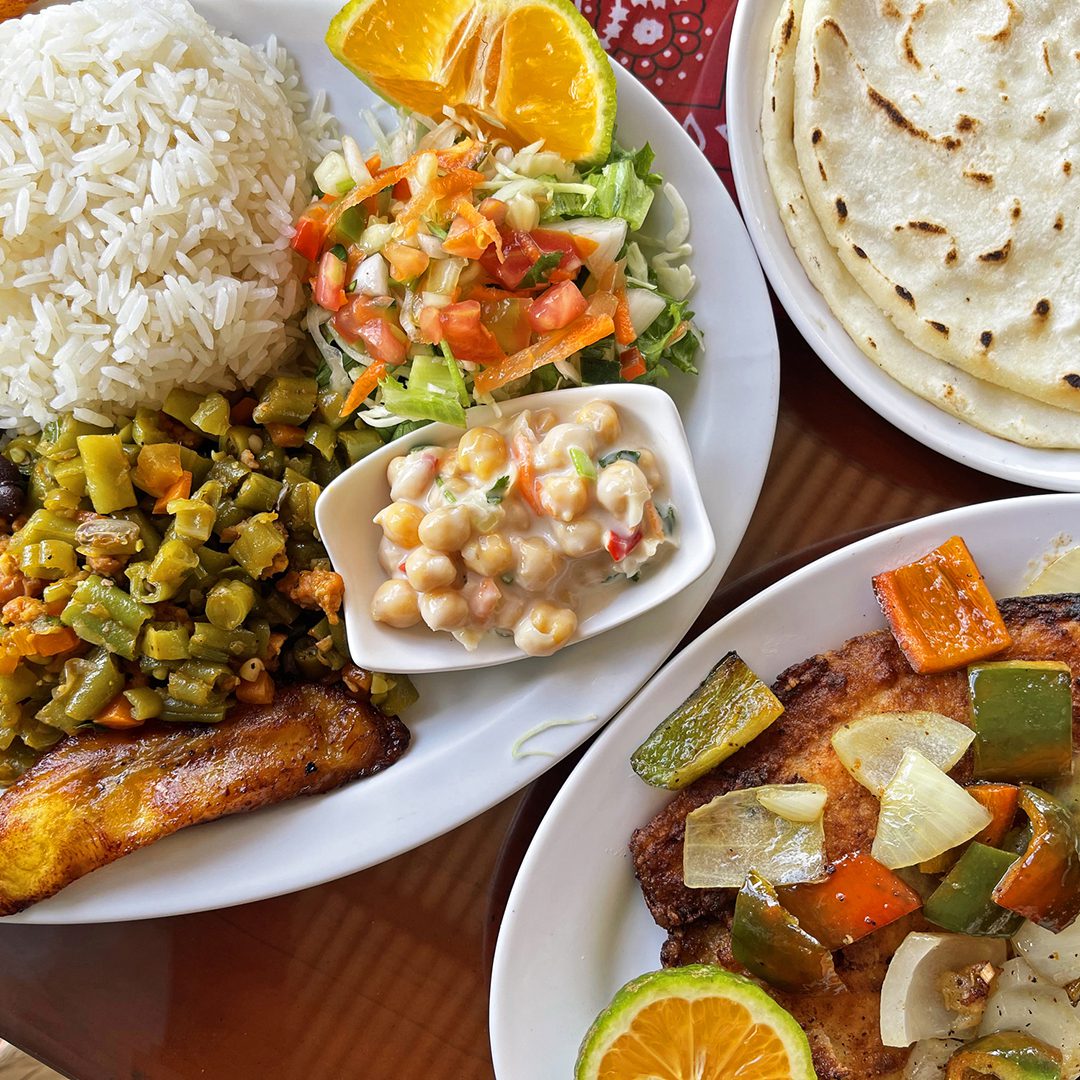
(536, 423), (596, 469)
(370, 579), (421, 628)
(404, 546), (458, 592)
(494, 591), (525, 631)
(637, 447), (662, 488)
(378, 537), (408, 575)
(574, 400), (620, 443)
(439, 451), (461, 478)
(515, 536), (564, 592)
(539, 474), (589, 523)
(596, 460), (650, 528)
(389, 452), (438, 502)
(457, 427), (508, 481)
(514, 601), (578, 656)
(531, 408), (558, 435)
(553, 519), (603, 558)
(374, 501), (424, 548)
(501, 496), (532, 532)
(425, 476), (468, 511)
(418, 505), (473, 551)
(386, 455), (407, 488)
(462, 532), (514, 577)
(418, 587), (470, 631)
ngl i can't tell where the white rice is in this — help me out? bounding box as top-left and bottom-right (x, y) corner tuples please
(0, 0), (338, 433)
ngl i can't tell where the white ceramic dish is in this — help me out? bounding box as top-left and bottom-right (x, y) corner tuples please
(489, 493), (1080, 1078)
(726, 0), (1080, 492)
(317, 384), (715, 674)
(6, 1), (778, 923)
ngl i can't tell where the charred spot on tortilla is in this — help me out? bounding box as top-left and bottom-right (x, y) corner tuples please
(895, 284), (915, 307)
(1065, 161), (1073, 175)
(907, 220), (946, 234)
(1043, 41), (1054, 75)
(866, 85), (961, 150)
(853, 244), (867, 258)
(963, 169), (993, 184)
(867, 336), (877, 349)
(956, 114), (978, 132)
(980, 330), (994, 348)
(835, 197), (847, 219)
(945, 247), (959, 265)
(781, 5), (795, 46)
(1065, 374), (1080, 390)
(978, 240), (1012, 263)
(901, 3), (927, 70)
(927, 320), (949, 336)
(881, 0), (901, 19)
(819, 161), (829, 182)
(812, 127), (823, 144)
(1034, 299), (1051, 318)
(982, 0), (1018, 44)
(1055, 215), (1065, 231)
(1035, 111), (1048, 124)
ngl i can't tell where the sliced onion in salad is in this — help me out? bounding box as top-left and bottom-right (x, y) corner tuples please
(540, 217), (627, 273)
(351, 253), (390, 297)
(625, 287), (667, 337)
(980, 958), (1080, 1077)
(871, 749), (992, 869)
(831, 711), (975, 796)
(1013, 917), (1080, 987)
(683, 784), (827, 889)
(880, 932), (1007, 1047)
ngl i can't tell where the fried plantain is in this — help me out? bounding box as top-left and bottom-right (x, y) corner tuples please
(630, 595), (1080, 1079)
(0, 682), (409, 915)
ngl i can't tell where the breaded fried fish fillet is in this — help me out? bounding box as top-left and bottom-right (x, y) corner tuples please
(630, 595), (1080, 1079)
(0, 682), (409, 915)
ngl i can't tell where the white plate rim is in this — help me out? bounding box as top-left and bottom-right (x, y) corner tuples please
(6, 1), (780, 924)
(725, 0), (1080, 492)
(489, 491), (1080, 1077)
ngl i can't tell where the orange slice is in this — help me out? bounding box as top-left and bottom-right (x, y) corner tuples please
(325, 0), (617, 163)
(575, 966), (815, 1080)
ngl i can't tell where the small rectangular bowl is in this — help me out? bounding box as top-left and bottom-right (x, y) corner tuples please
(314, 383), (715, 674)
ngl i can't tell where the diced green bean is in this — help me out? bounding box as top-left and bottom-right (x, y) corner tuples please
(116, 421), (134, 444)
(281, 471), (320, 533)
(159, 695), (228, 724)
(42, 487), (80, 514)
(191, 393), (231, 437)
(255, 589), (299, 625)
(286, 456), (313, 480)
(70, 575), (152, 633)
(205, 579), (256, 631)
(179, 447), (212, 486)
(229, 512), (286, 579)
(167, 498), (216, 545)
(77, 434), (136, 514)
(292, 639), (331, 680)
(191, 479), (224, 510)
(19, 540), (77, 580)
(213, 499), (246, 539)
(316, 389), (348, 429)
(167, 667), (215, 706)
(189, 622), (258, 662)
(207, 455), (250, 493)
(370, 673), (419, 716)
(127, 538), (199, 604)
(311, 454), (343, 489)
(132, 408), (171, 446)
(249, 618), (271, 660)
(29, 458), (52, 506)
(62, 575), (152, 659)
(142, 624), (191, 661)
(305, 423), (338, 461)
(252, 376), (318, 426)
(197, 546), (234, 577)
(37, 416), (104, 459)
(42, 577), (80, 607)
(256, 443), (286, 479)
(235, 472), (283, 513)
(286, 537), (329, 571)
(21, 718), (64, 751)
(50, 456), (87, 496)
(339, 427), (383, 465)
(123, 686), (164, 721)
(220, 427), (257, 460)
(162, 388), (204, 431)
(38, 648), (123, 732)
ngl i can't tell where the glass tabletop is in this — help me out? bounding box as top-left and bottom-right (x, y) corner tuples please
(0, 1), (1036, 1076)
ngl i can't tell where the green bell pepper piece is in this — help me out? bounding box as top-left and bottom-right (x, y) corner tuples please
(923, 843), (1023, 936)
(945, 1032), (1062, 1080)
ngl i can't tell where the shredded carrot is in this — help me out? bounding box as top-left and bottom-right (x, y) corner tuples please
(340, 358), (389, 418)
(442, 196), (503, 260)
(95, 694), (143, 730)
(153, 471), (192, 514)
(265, 423), (306, 449)
(510, 433), (545, 516)
(643, 500), (665, 540)
(466, 285), (537, 302)
(30, 626), (80, 658)
(400, 167), (486, 234)
(613, 287), (636, 346)
(569, 234), (600, 258)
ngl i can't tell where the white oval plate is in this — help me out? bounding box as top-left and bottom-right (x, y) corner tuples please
(726, 0), (1080, 492)
(9, 0), (778, 923)
(318, 384), (715, 674)
(489, 493), (1080, 1077)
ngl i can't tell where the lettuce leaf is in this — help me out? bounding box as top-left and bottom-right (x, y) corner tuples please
(636, 293), (700, 377)
(378, 354), (467, 426)
(545, 143), (661, 230)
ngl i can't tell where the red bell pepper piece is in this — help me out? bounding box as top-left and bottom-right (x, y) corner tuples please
(620, 346), (647, 381)
(604, 528), (642, 562)
(290, 201), (331, 262)
(778, 851), (922, 950)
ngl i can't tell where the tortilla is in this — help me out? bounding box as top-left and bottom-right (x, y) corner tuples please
(791, 0), (1080, 413)
(761, 0), (1080, 448)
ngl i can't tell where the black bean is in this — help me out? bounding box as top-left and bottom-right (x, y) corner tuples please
(0, 484), (24, 518)
(0, 458), (20, 487)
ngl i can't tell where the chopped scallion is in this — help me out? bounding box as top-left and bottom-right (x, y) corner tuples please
(569, 446), (596, 480)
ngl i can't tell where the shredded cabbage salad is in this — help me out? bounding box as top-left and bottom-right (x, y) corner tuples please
(290, 108), (702, 439)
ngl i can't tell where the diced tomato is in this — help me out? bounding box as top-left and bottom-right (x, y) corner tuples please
(384, 241), (430, 283)
(620, 346), (647, 381)
(604, 529), (642, 562)
(392, 178), (411, 200)
(531, 229), (583, 282)
(477, 198), (508, 225)
(479, 230), (541, 289)
(438, 300), (505, 365)
(290, 202), (330, 262)
(528, 281), (587, 333)
(356, 320), (408, 366)
(480, 297), (533, 353)
(313, 249), (348, 311)
(332, 295), (392, 342)
(419, 305), (445, 344)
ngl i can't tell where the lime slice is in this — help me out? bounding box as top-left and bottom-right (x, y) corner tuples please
(575, 965), (816, 1080)
(1022, 547), (1080, 596)
(325, 0), (617, 163)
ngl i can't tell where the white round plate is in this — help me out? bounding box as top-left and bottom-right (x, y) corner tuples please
(726, 0), (1080, 492)
(490, 493), (1080, 1077)
(9, 0), (778, 923)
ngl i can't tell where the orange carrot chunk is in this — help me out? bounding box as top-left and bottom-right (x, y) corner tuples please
(871, 535), (1012, 674)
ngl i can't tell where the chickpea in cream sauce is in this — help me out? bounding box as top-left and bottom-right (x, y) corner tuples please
(369, 400), (676, 656)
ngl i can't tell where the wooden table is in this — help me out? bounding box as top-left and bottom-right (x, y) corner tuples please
(0, 314), (1032, 1080)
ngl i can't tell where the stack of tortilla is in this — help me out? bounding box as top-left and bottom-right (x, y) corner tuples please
(762, 0), (1080, 448)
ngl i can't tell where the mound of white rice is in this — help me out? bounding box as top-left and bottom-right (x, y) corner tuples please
(0, 0), (337, 433)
